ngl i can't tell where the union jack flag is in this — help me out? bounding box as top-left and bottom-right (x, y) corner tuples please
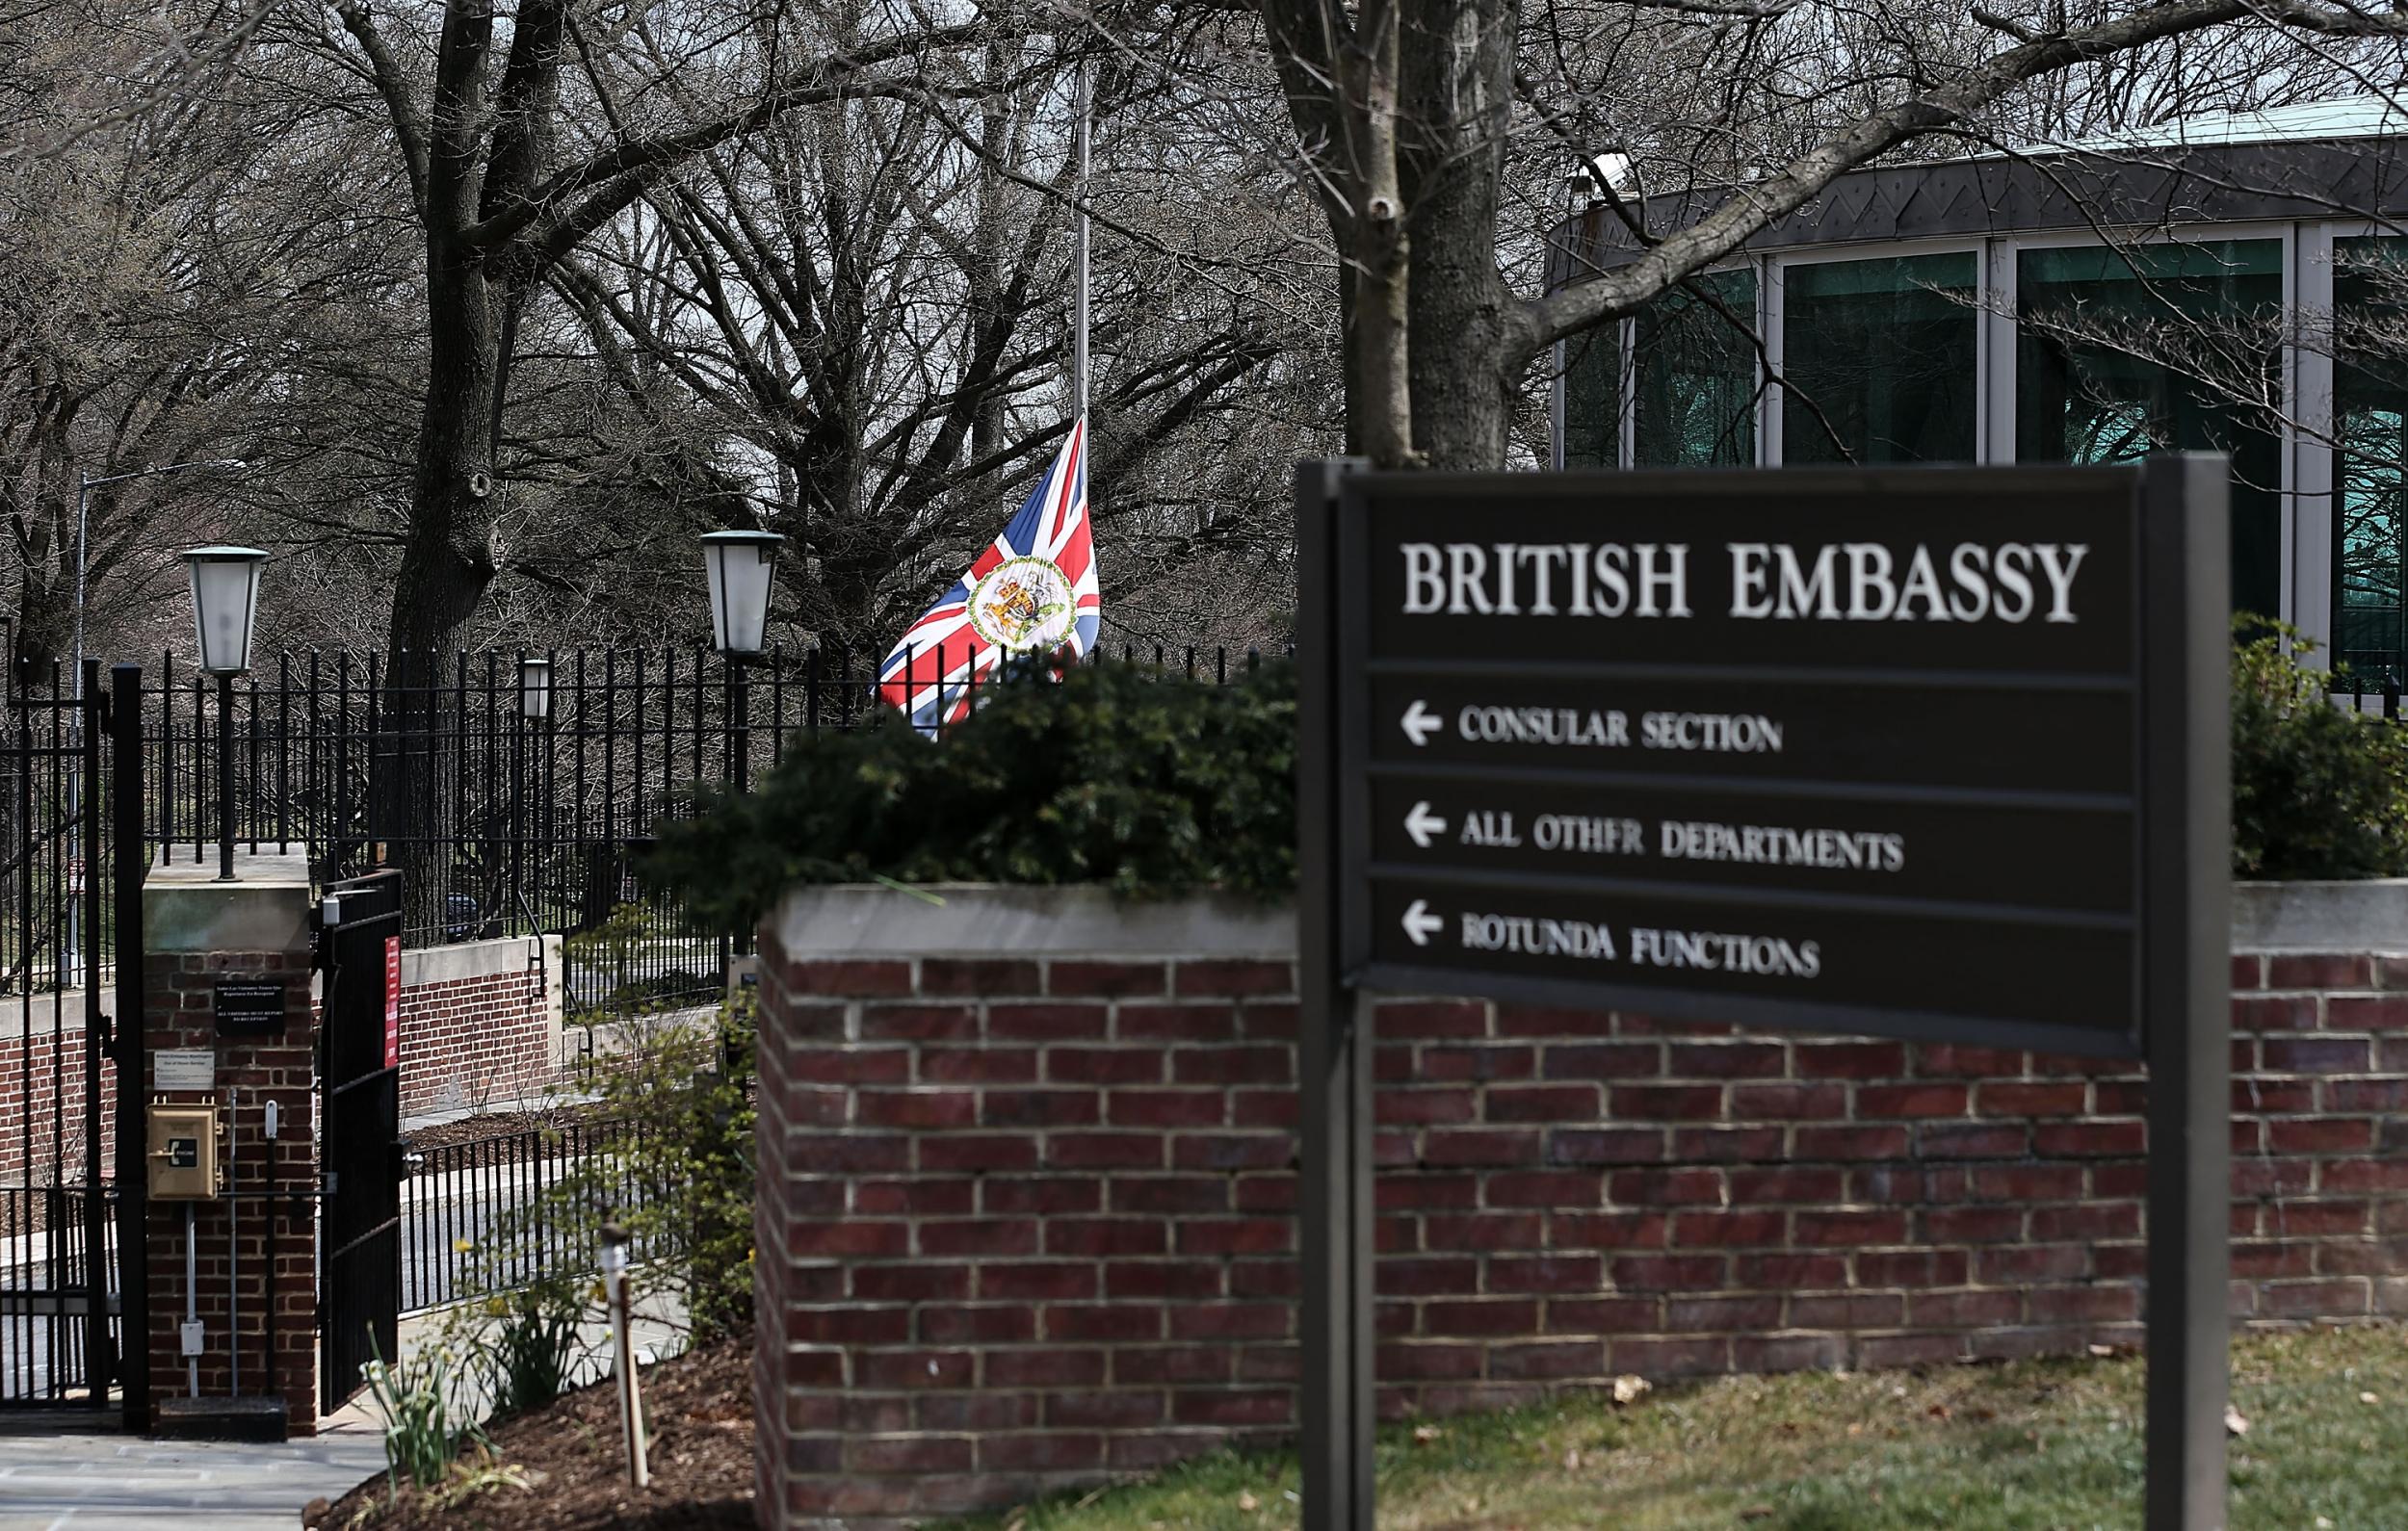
(877, 420), (1099, 735)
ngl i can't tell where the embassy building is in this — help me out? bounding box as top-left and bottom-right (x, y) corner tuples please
(1547, 96), (2408, 684)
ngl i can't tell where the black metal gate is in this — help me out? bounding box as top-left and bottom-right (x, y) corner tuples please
(0, 662), (145, 1417)
(319, 869), (405, 1408)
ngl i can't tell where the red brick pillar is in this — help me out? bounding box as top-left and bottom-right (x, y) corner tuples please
(751, 886), (1303, 1530)
(141, 850), (320, 1438)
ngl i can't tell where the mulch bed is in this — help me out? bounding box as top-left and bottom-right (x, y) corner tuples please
(403, 1103), (610, 1154)
(315, 1332), (754, 1531)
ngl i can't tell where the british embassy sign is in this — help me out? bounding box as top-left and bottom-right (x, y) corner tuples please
(1296, 458), (2234, 1531)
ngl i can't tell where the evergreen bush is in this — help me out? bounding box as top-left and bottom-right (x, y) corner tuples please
(2231, 620), (2408, 879)
(653, 632), (2408, 903)
(648, 658), (1298, 930)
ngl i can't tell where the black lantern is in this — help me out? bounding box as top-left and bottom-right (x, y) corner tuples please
(518, 656), (553, 721)
(181, 546), (268, 879)
(181, 546), (268, 676)
(700, 530), (782, 659)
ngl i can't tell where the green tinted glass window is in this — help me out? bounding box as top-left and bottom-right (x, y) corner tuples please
(2335, 237), (2408, 684)
(1561, 326), (1619, 468)
(1782, 253), (1977, 463)
(2016, 240), (2283, 618)
(1635, 270), (1758, 466)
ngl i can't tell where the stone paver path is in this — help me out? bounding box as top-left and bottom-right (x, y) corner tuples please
(0, 1419), (387, 1530)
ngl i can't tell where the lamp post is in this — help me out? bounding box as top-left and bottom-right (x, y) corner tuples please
(700, 531), (782, 795)
(181, 547), (268, 882)
(515, 657), (552, 931)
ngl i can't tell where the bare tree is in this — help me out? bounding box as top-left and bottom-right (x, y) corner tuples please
(273, 0), (1002, 661)
(0, 11), (414, 675)
(502, 23), (1329, 659)
(1249, 0), (2408, 466)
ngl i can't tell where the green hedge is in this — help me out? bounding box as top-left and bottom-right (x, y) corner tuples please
(651, 625), (2408, 927)
(647, 659), (1296, 933)
(2231, 620), (2408, 879)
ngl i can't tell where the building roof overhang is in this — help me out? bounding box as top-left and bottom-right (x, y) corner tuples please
(1547, 123), (2408, 291)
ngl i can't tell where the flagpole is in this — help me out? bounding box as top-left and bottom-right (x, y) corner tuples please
(1074, 56), (1090, 423)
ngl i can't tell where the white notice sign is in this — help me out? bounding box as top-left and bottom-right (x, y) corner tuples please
(154, 1049), (216, 1091)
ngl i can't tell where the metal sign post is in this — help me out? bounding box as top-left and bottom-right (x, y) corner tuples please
(1297, 459), (1374, 1531)
(1295, 457), (2230, 1530)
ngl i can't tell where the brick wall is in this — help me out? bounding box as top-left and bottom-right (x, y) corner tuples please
(0, 933), (559, 1196)
(391, 936), (563, 1118)
(143, 948), (319, 1435)
(0, 1000), (113, 1186)
(754, 916), (2408, 1528)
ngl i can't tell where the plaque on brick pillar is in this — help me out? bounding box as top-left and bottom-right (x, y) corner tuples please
(213, 979), (288, 1038)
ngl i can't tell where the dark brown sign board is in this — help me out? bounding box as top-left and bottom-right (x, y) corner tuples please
(1295, 458), (2231, 1531)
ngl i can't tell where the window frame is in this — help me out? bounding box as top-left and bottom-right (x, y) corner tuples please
(1552, 218), (2330, 645)
(1765, 241), (1989, 469)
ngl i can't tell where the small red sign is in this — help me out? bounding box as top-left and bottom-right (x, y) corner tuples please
(383, 935), (401, 1068)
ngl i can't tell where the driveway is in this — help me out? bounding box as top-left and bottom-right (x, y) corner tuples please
(0, 1416), (387, 1529)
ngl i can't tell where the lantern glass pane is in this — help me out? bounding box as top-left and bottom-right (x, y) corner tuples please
(188, 558), (260, 674)
(704, 538), (778, 655)
(519, 661), (552, 719)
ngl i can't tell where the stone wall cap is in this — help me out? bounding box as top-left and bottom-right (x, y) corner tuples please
(775, 880), (2408, 961)
(144, 849), (313, 889)
(143, 849), (315, 954)
(2234, 878), (2408, 952)
(772, 883), (1295, 959)
(402, 933), (556, 987)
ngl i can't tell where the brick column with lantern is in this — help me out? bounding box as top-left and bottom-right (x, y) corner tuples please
(140, 848), (321, 1439)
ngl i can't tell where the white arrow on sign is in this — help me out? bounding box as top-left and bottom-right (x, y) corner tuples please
(1400, 899), (1443, 947)
(1400, 699), (1441, 746)
(1403, 801), (1448, 848)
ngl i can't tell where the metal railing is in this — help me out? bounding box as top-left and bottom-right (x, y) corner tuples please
(6, 641), (1270, 1008)
(400, 1117), (658, 1312)
(0, 1185), (116, 1406)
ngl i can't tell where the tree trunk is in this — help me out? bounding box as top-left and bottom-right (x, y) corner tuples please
(389, 247), (503, 660)
(1346, 0), (1414, 468)
(382, 233), (506, 933)
(1399, 0), (1521, 470)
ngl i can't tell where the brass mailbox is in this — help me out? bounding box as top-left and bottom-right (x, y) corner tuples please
(146, 1100), (222, 1201)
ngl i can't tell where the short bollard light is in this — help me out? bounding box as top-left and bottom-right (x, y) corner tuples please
(181, 546), (268, 882)
(599, 1221), (649, 1490)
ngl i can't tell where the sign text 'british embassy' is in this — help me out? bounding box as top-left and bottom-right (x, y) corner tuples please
(1334, 472), (2146, 1052)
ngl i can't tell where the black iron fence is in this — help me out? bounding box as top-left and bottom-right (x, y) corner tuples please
(0, 1185), (115, 1406)
(8, 643), (1270, 1009)
(401, 1117), (658, 1312)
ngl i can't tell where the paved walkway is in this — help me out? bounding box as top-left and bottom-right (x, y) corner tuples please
(0, 1414), (387, 1529)
(0, 1291), (688, 1529)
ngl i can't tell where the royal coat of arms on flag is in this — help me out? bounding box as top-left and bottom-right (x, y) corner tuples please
(878, 421), (1099, 733)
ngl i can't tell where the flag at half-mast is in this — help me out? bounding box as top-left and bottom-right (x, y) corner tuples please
(877, 421), (1098, 733)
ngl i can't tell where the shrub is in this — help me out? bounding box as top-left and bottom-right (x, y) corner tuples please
(648, 657), (1297, 931)
(361, 1336), (482, 1492)
(452, 1276), (593, 1422)
(463, 980), (756, 1350)
(2232, 620), (2408, 878)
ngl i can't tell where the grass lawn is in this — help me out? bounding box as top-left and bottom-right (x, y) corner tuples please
(947, 1325), (2408, 1530)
